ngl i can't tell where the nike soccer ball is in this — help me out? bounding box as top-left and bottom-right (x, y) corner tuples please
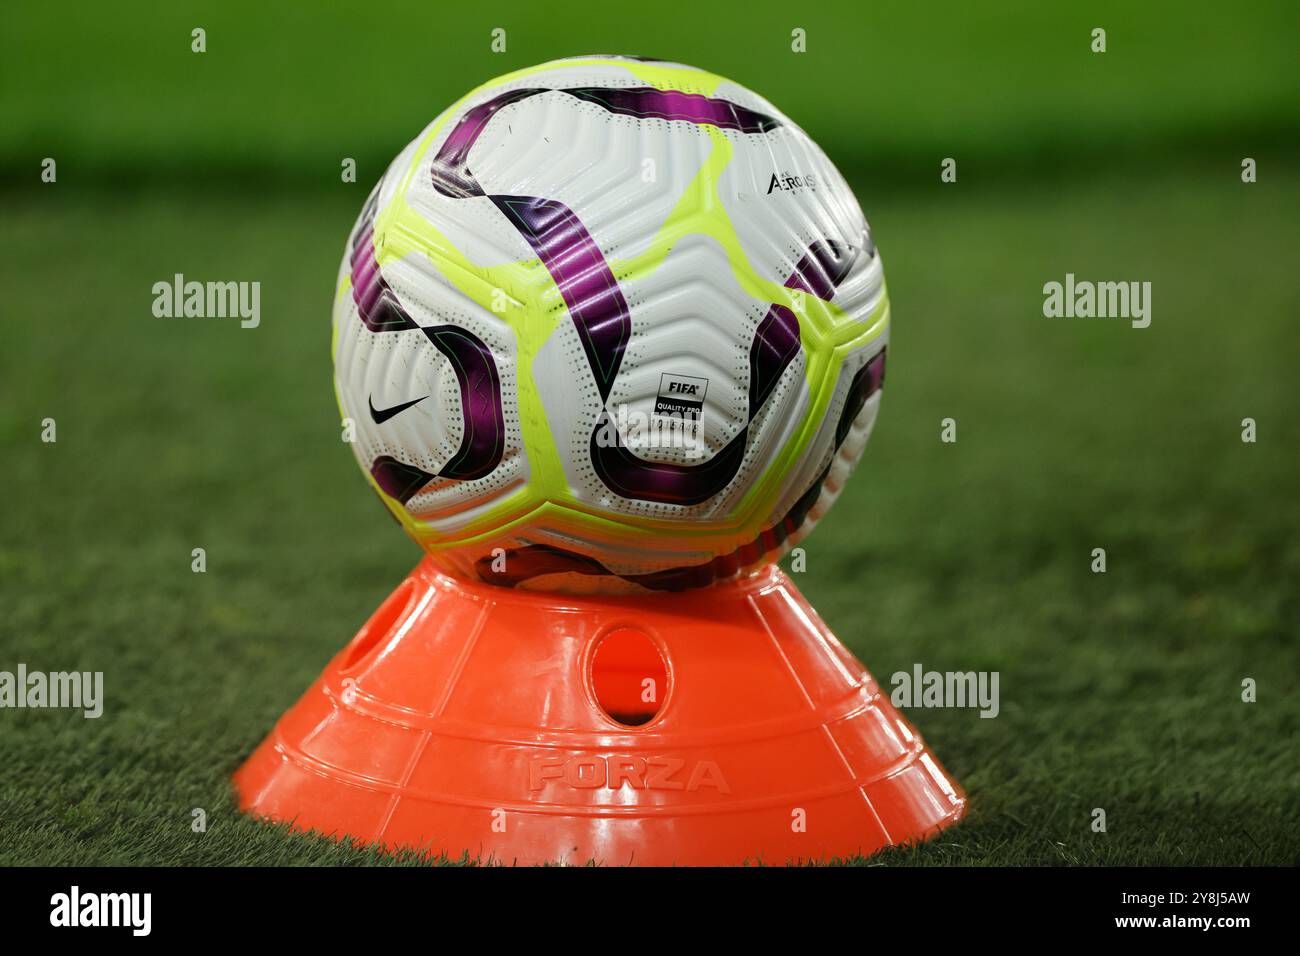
(332, 56), (889, 592)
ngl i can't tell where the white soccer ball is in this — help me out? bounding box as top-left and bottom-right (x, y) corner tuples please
(333, 56), (889, 592)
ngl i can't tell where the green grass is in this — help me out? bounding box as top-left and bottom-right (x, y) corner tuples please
(3, 0), (1298, 187)
(0, 154), (1295, 865)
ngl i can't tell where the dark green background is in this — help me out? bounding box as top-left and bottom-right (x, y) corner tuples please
(1, 0), (1296, 865)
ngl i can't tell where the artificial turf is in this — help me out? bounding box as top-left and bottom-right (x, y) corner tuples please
(0, 154), (1295, 865)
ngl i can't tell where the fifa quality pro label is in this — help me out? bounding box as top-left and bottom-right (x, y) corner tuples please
(654, 373), (709, 422)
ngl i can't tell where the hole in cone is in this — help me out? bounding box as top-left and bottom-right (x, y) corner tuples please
(590, 628), (668, 727)
(340, 579), (414, 672)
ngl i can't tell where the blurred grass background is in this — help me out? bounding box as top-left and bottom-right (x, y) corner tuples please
(0, 0), (1296, 865)
(2, 0), (1298, 186)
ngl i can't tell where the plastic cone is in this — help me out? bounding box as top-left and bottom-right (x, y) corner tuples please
(234, 559), (965, 865)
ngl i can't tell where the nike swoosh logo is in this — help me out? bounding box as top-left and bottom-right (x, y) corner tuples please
(369, 394), (428, 424)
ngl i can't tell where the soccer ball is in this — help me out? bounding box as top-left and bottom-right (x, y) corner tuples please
(332, 56), (889, 592)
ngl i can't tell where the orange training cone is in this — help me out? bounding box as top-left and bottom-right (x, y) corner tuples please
(234, 559), (965, 865)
